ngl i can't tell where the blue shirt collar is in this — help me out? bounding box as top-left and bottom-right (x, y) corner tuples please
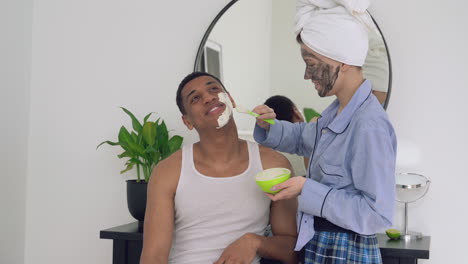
(322, 80), (372, 134)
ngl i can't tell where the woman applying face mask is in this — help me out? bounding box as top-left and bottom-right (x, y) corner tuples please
(253, 0), (397, 263)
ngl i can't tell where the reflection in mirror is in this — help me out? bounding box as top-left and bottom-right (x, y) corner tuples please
(195, 0), (391, 131)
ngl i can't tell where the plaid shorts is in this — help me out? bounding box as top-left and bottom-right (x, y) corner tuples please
(304, 231), (382, 264)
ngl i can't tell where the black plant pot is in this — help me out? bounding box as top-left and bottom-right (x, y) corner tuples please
(126, 180), (148, 230)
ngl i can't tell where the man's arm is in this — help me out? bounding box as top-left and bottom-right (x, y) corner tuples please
(256, 148), (298, 263)
(255, 197), (298, 263)
(214, 148), (298, 264)
(140, 151), (181, 264)
(214, 199), (298, 264)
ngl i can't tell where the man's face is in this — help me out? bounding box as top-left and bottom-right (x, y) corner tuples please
(180, 76), (232, 130)
(300, 44), (341, 97)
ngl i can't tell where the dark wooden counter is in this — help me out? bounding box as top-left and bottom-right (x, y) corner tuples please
(101, 223), (430, 264)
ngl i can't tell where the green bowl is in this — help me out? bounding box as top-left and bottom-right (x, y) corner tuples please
(255, 168), (291, 194)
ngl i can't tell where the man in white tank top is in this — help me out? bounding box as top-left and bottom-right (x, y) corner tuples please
(140, 72), (299, 264)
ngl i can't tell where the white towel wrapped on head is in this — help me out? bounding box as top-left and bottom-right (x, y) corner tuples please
(295, 0), (375, 66)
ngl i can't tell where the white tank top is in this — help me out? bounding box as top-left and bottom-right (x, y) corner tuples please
(169, 141), (270, 264)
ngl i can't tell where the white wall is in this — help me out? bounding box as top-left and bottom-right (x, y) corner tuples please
(370, 1), (468, 263)
(4, 0), (467, 263)
(209, 0), (272, 131)
(0, 0), (32, 263)
(24, 0), (229, 263)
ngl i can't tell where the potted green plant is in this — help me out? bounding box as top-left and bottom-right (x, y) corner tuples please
(97, 107), (183, 226)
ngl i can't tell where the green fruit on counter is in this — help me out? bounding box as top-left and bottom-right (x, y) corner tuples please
(385, 229), (401, 240)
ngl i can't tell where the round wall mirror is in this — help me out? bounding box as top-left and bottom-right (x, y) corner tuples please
(194, 0), (392, 130)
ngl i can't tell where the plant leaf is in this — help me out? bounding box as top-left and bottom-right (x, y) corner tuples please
(143, 146), (157, 164)
(143, 112), (153, 123)
(96, 140), (119, 149)
(128, 157), (144, 165)
(168, 135), (183, 154)
(127, 142), (146, 156)
(131, 132), (138, 143)
(119, 126), (145, 155)
(137, 132), (143, 145)
(142, 121), (157, 146)
(120, 107), (143, 134)
(118, 126), (133, 146)
(117, 151), (133, 159)
(303, 107), (321, 122)
(145, 146), (157, 153)
(119, 143), (131, 153)
(156, 121), (169, 151)
(120, 162), (134, 174)
(151, 151), (161, 165)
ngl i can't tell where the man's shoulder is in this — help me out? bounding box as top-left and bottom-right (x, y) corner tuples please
(149, 148), (183, 191)
(156, 148), (183, 172)
(258, 145), (292, 171)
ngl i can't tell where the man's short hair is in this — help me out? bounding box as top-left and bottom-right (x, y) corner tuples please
(264, 95), (295, 122)
(176, 72), (227, 114)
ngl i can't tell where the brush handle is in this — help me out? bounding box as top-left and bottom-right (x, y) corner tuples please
(248, 111), (275, 125)
(263, 119), (275, 125)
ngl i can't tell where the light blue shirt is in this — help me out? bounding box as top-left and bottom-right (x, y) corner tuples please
(254, 80), (396, 251)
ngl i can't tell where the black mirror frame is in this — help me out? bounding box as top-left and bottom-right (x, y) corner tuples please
(194, 0), (393, 109)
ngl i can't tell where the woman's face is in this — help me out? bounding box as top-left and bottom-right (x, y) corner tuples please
(300, 44), (342, 97)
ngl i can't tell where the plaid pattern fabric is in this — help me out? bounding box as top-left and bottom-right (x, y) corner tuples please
(304, 231), (382, 264)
